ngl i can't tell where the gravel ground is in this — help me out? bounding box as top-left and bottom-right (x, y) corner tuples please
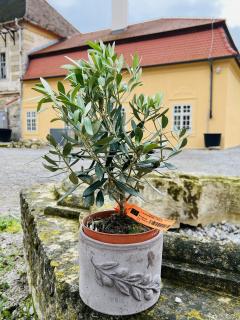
(0, 232), (33, 319)
(1, 146), (240, 217)
(173, 222), (240, 244)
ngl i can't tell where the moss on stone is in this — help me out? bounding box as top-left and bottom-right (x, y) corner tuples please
(51, 185), (61, 200)
(167, 181), (182, 201)
(185, 309), (204, 320)
(38, 230), (61, 243)
(0, 217), (21, 234)
(182, 179), (201, 219)
(50, 261), (60, 268)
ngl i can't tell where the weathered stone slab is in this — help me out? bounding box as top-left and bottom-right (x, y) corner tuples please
(55, 173), (240, 227)
(21, 184), (240, 320)
(132, 173), (240, 226)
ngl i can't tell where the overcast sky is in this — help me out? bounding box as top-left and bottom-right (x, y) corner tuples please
(48, 0), (240, 49)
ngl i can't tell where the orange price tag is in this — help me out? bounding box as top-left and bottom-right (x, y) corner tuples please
(115, 203), (176, 232)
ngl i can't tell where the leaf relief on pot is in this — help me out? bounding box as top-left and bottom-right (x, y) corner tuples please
(91, 257), (161, 301)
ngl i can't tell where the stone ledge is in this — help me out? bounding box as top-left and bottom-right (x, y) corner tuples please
(21, 184), (240, 319)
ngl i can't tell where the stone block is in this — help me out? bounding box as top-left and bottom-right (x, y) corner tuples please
(128, 173), (240, 226)
(20, 184), (240, 319)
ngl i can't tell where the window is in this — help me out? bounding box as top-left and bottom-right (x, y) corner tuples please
(173, 104), (192, 131)
(26, 111), (37, 131)
(0, 53), (6, 79)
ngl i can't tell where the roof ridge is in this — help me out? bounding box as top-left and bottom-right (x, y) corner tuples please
(121, 17), (224, 28)
(24, 0), (79, 37)
(30, 17), (228, 57)
(70, 17), (225, 37)
(218, 27), (237, 55)
(36, 0), (79, 33)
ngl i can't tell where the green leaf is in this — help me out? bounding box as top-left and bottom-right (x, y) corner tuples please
(180, 137), (188, 149)
(49, 150), (59, 155)
(129, 102), (141, 121)
(43, 155), (57, 166)
(132, 53), (139, 70)
(37, 97), (52, 112)
(47, 134), (57, 148)
(143, 143), (159, 154)
(57, 183), (80, 204)
(87, 41), (101, 52)
(92, 120), (101, 134)
(50, 118), (61, 123)
(57, 81), (65, 94)
(162, 114), (168, 129)
(131, 120), (137, 130)
(43, 164), (58, 172)
(98, 77), (105, 86)
(84, 102), (92, 116)
(40, 78), (54, 97)
(62, 134), (79, 144)
(63, 143), (72, 156)
(95, 135), (114, 145)
(83, 179), (107, 197)
(179, 128), (187, 138)
(69, 172), (79, 185)
(83, 117), (93, 135)
(95, 163), (104, 180)
(71, 83), (81, 100)
(96, 190), (104, 207)
(77, 173), (92, 184)
(135, 127), (143, 144)
(116, 73), (122, 86)
(83, 193), (95, 207)
(115, 180), (140, 197)
(164, 162), (176, 170)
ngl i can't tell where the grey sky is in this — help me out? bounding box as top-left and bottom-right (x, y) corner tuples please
(48, 0), (240, 49)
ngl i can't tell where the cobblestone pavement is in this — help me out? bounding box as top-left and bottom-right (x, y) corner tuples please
(0, 148), (62, 217)
(171, 146), (240, 177)
(1, 147), (240, 217)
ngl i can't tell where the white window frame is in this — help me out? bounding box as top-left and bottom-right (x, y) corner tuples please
(173, 104), (192, 132)
(26, 111), (37, 132)
(0, 51), (6, 80)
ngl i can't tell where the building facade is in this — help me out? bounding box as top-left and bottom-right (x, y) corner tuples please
(22, 18), (240, 149)
(0, 0), (78, 140)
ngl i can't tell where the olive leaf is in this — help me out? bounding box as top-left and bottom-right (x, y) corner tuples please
(91, 258), (161, 301)
(35, 41), (187, 211)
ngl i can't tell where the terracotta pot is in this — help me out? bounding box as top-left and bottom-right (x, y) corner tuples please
(79, 210), (163, 315)
(82, 210), (159, 244)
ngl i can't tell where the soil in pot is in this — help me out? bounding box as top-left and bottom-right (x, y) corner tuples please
(87, 213), (150, 234)
(83, 210), (159, 244)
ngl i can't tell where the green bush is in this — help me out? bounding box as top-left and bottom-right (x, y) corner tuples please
(34, 41), (187, 215)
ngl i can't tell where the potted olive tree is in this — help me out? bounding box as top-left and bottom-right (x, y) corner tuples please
(34, 41), (187, 316)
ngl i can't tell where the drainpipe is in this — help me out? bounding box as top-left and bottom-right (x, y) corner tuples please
(206, 60), (213, 134)
(15, 18), (23, 140)
(209, 59), (213, 120)
(15, 19), (23, 85)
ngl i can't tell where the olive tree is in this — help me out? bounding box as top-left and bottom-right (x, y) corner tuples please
(34, 41), (187, 215)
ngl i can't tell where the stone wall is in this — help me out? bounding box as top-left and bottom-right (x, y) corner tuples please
(130, 173), (240, 226)
(56, 173), (240, 227)
(20, 184), (240, 319)
(0, 21), (59, 140)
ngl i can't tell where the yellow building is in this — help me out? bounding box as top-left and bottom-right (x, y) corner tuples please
(22, 18), (240, 149)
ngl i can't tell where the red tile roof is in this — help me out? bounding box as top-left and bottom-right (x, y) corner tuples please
(32, 18), (224, 55)
(24, 26), (238, 80)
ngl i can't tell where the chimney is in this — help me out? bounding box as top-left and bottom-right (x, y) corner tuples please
(112, 0), (128, 33)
